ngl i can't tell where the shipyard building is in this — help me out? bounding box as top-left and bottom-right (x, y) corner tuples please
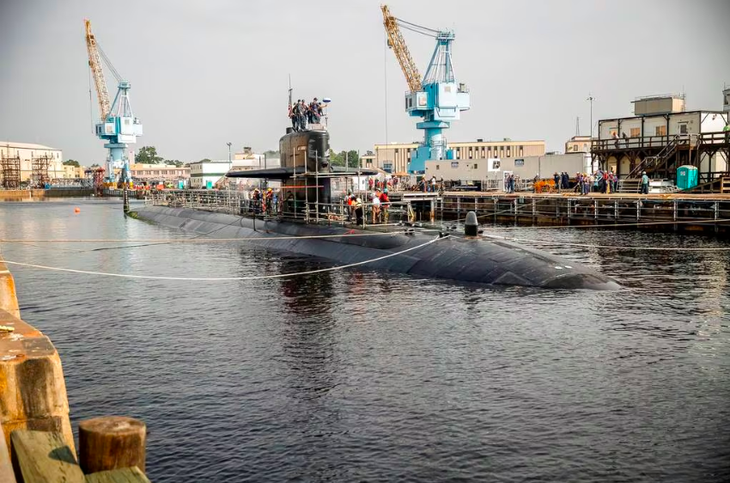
(591, 89), (730, 184)
(361, 140), (546, 174)
(0, 141), (64, 187)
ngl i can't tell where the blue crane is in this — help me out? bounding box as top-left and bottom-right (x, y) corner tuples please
(381, 5), (470, 174)
(84, 19), (143, 186)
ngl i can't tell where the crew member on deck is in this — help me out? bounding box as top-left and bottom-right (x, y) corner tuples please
(379, 188), (390, 223)
(354, 197), (364, 225)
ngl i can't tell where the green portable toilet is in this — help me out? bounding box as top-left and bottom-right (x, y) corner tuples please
(676, 165), (698, 190)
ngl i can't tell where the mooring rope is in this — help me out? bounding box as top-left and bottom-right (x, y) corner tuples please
(483, 234), (730, 251)
(1, 235), (447, 281)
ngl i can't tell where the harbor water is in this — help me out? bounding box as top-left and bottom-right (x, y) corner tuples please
(1, 200), (729, 482)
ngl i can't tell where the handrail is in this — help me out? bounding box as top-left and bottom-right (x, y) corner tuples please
(628, 135), (683, 178)
(592, 131), (728, 152)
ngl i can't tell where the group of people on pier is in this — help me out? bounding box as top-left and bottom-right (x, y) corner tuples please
(288, 98), (324, 132)
(541, 170), (620, 195)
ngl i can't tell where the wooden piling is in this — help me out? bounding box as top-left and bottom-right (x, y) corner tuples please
(10, 430), (84, 483)
(78, 417), (146, 474)
(85, 466), (150, 483)
(0, 423), (16, 483)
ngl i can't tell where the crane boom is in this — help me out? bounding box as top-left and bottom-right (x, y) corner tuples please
(85, 19), (110, 120)
(381, 5), (422, 93)
(378, 5), (469, 174)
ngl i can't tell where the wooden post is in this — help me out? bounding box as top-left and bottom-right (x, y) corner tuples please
(78, 417), (146, 474)
(122, 184), (130, 215)
(10, 430), (84, 483)
(0, 423), (16, 483)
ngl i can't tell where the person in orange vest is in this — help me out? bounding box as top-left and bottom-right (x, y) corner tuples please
(379, 188), (390, 223)
(345, 191), (355, 221)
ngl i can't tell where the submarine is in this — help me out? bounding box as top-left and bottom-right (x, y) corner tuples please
(134, 125), (619, 290)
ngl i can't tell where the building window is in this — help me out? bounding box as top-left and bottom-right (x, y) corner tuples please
(514, 159), (525, 166)
(679, 124), (688, 134)
(656, 126), (667, 136)
(630, 127), (640, 137)
(473, 164), (478, 169)
(436, 165), (440, 170)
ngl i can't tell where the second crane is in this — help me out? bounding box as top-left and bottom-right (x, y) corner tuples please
(381, 5), (470, 174)
(85, 19), (143, 186)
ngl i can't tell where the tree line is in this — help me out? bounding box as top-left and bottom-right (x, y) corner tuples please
(63, 146), (370, 169)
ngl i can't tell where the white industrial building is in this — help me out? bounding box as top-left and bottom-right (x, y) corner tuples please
(189, 153), (280, 189)
(0, 141), (64, 184)
(425, 152), (587, 188)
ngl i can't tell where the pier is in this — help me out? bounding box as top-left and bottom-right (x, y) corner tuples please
(419, 191), (730, 234)
(0, 259), (149, 482)
(0, 189), (94, 201)
(143, 188), (730, 235)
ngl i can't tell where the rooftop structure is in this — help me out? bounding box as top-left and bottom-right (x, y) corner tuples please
(631, 94), (685, 116)
(565, 135), (593, 153)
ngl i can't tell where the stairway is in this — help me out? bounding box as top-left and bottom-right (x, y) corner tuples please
(618, 178), (641, 193)
(629, 135), (683, 178)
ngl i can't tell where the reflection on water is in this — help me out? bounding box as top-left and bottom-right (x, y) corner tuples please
(1, 200), (729, 482)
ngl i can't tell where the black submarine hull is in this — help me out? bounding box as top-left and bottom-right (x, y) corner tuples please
(135, 206), (619, 290)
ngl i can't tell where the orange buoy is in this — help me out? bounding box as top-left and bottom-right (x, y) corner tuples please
(74, 207), (81, 213)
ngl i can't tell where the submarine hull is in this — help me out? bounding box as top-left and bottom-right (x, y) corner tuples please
(135, 205), (619, 290)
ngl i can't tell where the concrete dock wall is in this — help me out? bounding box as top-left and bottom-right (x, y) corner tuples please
(0, 259), (74, 459)
(0, 261), (19, 319)
(0, 189), (93, 201)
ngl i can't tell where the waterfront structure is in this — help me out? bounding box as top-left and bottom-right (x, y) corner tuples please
(363, 139), (546, 174)
(591, 92), (730, 184)
(129, 164), (190, 184)
(189, 154), (280, 189)
(424, 152), (586, 186)
(0, 141), (64, 185)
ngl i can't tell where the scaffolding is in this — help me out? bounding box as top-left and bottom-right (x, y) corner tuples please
(85, 167), (106, 195)
(31, 154), (53, 188)
(1, 154), (21, 189)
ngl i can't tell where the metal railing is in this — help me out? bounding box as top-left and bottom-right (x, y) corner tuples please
(144, 189), (414, 228)
(592, 131), (728, 152)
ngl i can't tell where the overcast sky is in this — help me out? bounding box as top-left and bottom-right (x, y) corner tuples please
(1, 0), (728, 165)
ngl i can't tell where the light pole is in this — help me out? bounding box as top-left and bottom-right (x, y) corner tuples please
(586, 95), (595, 172)
(226, 142), (232, 169)
(586, 95), (595, 140)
